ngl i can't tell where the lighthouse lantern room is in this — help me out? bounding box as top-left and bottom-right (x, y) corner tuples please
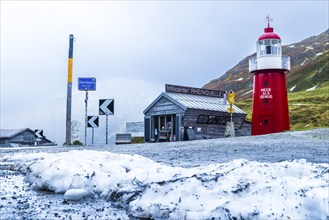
(249, 16), (291, 135)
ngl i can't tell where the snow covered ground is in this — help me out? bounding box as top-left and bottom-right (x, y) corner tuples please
(1, 128), (328, 219)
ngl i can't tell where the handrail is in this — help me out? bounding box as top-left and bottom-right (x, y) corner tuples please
(249, 55), (290, 72)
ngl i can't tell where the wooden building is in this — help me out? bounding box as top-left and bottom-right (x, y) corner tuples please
(0, 128), (53, 147)
(143, 84), (251, 142)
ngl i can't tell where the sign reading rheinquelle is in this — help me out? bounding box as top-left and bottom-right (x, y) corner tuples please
(165, 84), (225, 98)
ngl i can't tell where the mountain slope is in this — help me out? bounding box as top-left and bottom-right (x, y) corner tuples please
(203, 29), (329, 130)
(237, 85), (329, 130)
(203, 29), (329, 100)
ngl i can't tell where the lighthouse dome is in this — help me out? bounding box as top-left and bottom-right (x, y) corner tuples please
(258, 27), (281, 40)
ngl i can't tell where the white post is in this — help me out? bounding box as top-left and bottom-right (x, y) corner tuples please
(106, 115), (108, 144)
(84, 90), (88, 145)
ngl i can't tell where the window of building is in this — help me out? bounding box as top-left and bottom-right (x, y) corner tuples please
(258, 41), (264, 56)
(272, 46), (277, 55)
(23, 136), (34, 142)
(160, 116), (166, 130)
(264, 119), (268, 124)
(197, 114), (209, 124)
(264, 81), (268, 86)
(197, 114), (229, 125)
(208, 116), (218, 124)
(264, 99), (268, 104)
(265, 39), (271, 46)
(258, 39), (282, 57)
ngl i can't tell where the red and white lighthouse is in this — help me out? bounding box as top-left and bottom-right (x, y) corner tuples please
(249, 16), (290, 135)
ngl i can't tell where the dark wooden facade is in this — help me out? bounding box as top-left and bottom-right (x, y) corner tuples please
(0, 128), (53, 147)
(144, 92), (251, 142)
(183, 108), (248, 139)
(0, 129), (36, 146)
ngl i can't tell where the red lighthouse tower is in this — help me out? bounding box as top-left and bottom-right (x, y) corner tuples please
(249, 16), (290, 135)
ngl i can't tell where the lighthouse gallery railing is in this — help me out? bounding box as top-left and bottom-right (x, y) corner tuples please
(249, 55), (290, 72)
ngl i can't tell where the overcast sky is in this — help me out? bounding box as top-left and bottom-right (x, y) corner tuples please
(1, 1), (328, 144)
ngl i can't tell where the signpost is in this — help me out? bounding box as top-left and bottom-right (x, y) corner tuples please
(225, 91), (235, 138)
(66, 34), (74, 145)
(78, 77), (96, 145)
(78, 77), (96, 91)
(34, 129), (44, 146)
(87, 116), (99, 145)
(87, 116), (99, 128)
(34, 129), (43, 138)
(99, 99), (114, 144)
(99, 99), (114, 115)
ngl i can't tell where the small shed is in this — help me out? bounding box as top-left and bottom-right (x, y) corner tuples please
(143, 84), (251, 142)
(0, 128), (53, 147)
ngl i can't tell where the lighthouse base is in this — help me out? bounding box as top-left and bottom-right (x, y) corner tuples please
(251, 70), (290, 136)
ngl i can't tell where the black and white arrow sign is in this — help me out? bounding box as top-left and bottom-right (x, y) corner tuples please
(34, 129), (43, 138)
(87, 116), (99, 128)
(99, 99), (114, 115)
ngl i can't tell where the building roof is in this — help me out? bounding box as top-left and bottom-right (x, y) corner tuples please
(0, 128), (34, 138)
(144, 92), (246, 114)
(258, 27), (281, 41)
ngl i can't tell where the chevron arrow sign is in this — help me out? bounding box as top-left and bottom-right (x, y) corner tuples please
(99, 99), (114, 115)
(87, 116), (99, 128)
(34, 129), (43, 138)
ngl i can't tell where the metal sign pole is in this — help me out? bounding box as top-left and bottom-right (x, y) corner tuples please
(225, 91), (235, 138)
(99, 99), (113, 145)
(230, 103), (233, 123)
(92, 127), (94, 145)
(65, 34), (74, 145)
(106, 115), (108, 145)
(85, 90), (88, 145)
(78, 77), (96, 145)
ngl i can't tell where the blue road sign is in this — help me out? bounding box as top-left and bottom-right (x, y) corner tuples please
(78, 77), (96, 91)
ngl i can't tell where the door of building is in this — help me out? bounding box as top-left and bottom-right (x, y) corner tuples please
(257, 115), (273, 135)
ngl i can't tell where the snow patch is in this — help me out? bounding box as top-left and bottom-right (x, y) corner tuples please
(242, 90), (253, 96)
(316, 52), (323, 57)
(64, 189), (89, 201)
(290, 85), (296, 92)
(301, 59), (308, 65)
(304, 46), (314, 52)
(306, 85), (317, 91)
(236, 77), (243, 81)
(288, 44), (295, 48)
(9, 150), (329, 219)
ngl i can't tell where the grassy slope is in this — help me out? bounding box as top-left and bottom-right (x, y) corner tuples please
(236, 85), (329, 130)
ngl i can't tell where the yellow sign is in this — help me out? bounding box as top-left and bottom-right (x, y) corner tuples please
(228, 91), (235, 103)
(227, 108), (235, 113)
